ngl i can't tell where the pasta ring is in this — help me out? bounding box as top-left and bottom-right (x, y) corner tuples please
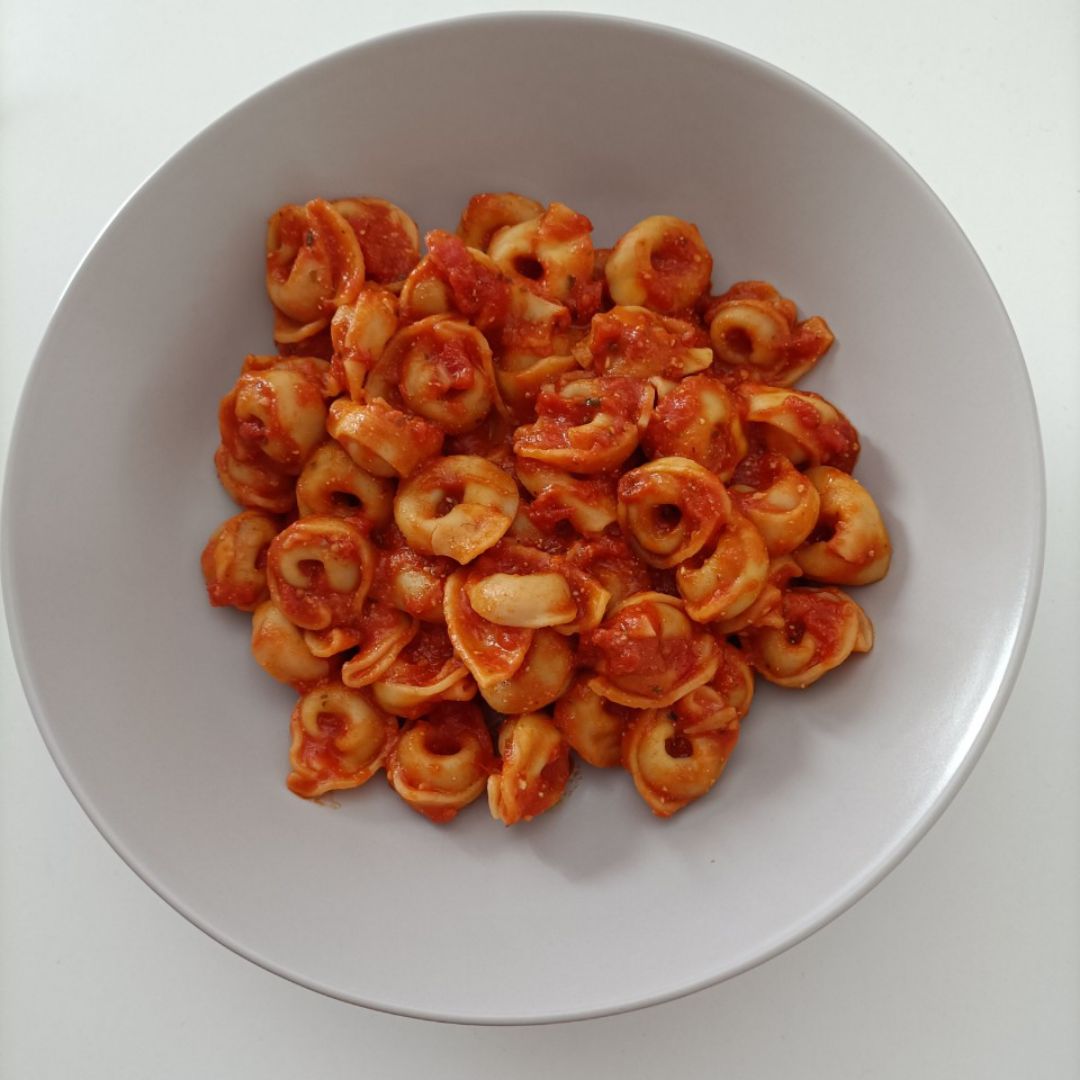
(393, 455), (519, 563)
(516, 458), (619, 536)
(332, 196), (420, 284)
(337, 603), (419, 688)
(443, 572), (534, 689)
(367, 315), (501, 435)
(711, 554), (802, 636)
(250, 601), (333, 689)
(642, 375), (748, 483)
(674, 640), (755, 728)
(707, 280), (834, 386)
(328, 285), (399, 400)
(266, 198), (364, 324)
(675, 509), (770, 623)
(286, 683), (398, 798)
(729, 450), (821, 556)
(385, 703), (494, 823)
(513, 375), (654, 474)
(553, 677), (635, 768)
(740, 382), (860, 472)
(495, 353), (580, 425)
(792, 467), (892, 585)
(740, 586), (874, 688)
(563, 536), (652, 616)
(398, 255), (455, 323)
(583, 591), (720, 709)
(295, 441), (393, 530)
(456, 191), (544, 251)
(488, 201), (595, 310)
(421, 231), (512, 333)
(583, 306), (712, 381)
(327, 397), (445, 479)
(214, 444), (295, 514)
(621, 706), (739, 818)
(479, 628), (576, 714)
(266, 515), (375, 631)
(369, 527), (456, 624)
(488, 712), (571, 825)
(617, 456), (730, 569)
(605, 215), (712, 314)
(201, 510), (280, 611)
(219, 364), (328, 475)
(371, 624), (477, 719)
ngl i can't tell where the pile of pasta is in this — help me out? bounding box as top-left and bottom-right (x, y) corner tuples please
(201, 193), (891, 824)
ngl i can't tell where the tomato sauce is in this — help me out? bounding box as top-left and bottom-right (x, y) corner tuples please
(370, 526), (454, 620)
(589, 307), (707, 378)
(781, 588), (848, 659)
(340, 201), (418, 283)
(565, 536), (651, 600)
(386, 624), (459, 684)
(582, 599), (699, 682)
(426, 230), (511, 331)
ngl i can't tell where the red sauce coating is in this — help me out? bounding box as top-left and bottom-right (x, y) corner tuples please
(780, 588), (850, 659)
(784, 393), (860, 471)
(370, 526), (455, 621)
(565, 536), (652, 601)
(386, 624), (459, 685)
(426, 230), (511, 332)
(267, 199), (363, 317)
(582, 600), (698, 683)
(338, 200), (419, 283)
(514, 377), (650, 465)
(640, 227), (712, 313)
(588, 307), (708, 378)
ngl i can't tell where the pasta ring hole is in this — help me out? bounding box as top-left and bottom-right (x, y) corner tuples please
(330, 490), (363, 511)
(806, 517), (837, 544)
(237, 416), (268, 442)
(425, 731), (464, 756)
(436, 495), (460, 517)
(723, 327), (754, 356)
(514, 255), (544, 281)
(649, 235), (691, 274)
(297, 558), (325, 581)
(316, 711), (345, 737)
(653, 503), (684, 534)
(665, 734), (694, 759)
(784, 619), (806, 646)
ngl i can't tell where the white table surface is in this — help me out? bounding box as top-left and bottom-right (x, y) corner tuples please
(2, 1), (1077, 1075)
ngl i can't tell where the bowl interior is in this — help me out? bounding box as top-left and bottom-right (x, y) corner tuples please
(2, 14), (1041, 1023)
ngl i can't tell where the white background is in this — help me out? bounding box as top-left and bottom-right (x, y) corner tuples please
(2, 1), (1077, 1075)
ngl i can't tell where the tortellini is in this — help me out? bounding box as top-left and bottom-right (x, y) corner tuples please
(513, 375), (654, 474)
(386, 703), (494, 822)
(266, 199), (364, 341)
(488, 712), (571, 825)
(740, 587), (874, 688)
(266, 516), (375, 630)
(201, 510), (280, 611)
(706, 280), (835, 386)
(286, 683), (397, 798)
(582, 592), (722, 709)
(201, 190), (893, 824)
(605, 215), (713, 314)
(394, 455), (519, 563)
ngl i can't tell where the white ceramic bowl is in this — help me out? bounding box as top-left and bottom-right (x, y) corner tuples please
(3, 14), (1042, 1024)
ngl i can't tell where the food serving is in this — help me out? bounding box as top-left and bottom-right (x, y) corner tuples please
(201, 191), (892, 825)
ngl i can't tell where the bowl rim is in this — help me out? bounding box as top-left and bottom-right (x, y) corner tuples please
(1, 10), (1046, 1025)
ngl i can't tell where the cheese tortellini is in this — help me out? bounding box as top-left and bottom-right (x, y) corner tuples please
(200, 190), (893, 824)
